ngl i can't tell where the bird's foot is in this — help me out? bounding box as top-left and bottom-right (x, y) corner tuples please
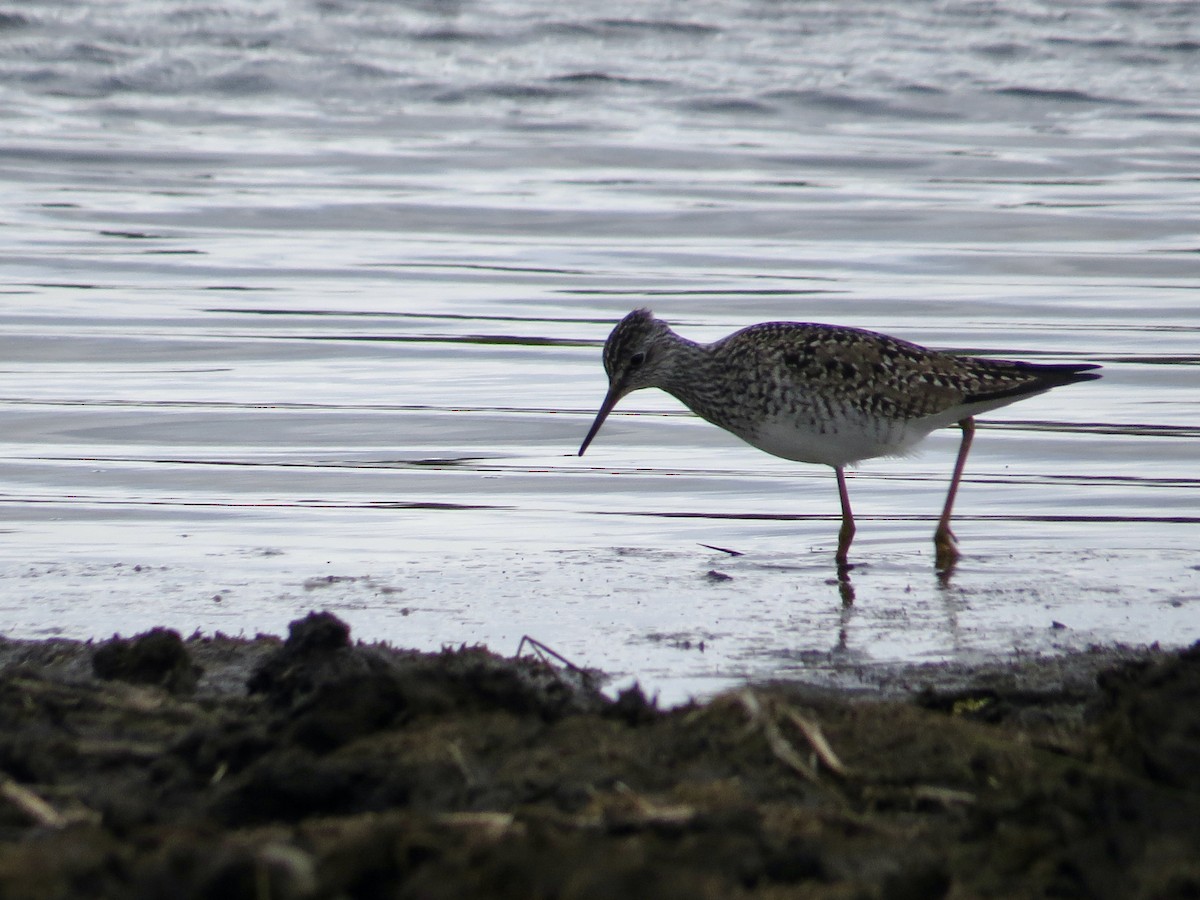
(933, 526), (960, 572)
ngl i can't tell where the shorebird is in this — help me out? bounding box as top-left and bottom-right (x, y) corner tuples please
(578, 309), (1100, 568)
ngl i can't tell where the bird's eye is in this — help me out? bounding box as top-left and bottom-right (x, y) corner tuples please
(629, 351), (646, 368)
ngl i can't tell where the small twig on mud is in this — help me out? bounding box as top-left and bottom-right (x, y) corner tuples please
(781, 707), (848, 777)
(436, 811), (519, 840)
(516, 636), (586, 673)
(699, 543), (744, 557)
(909, 785), (976, 807)
(1, 778), (64, 828)
(446, 740), (479, 788)
(74, 738), (169, 760)
(1, 776), (96, 829)
(860, 783), (977, 811)
(603, 783), (697, 829)
(734, 691), (850, 797)
(515, 635), (602, 697)
(738, 691), (820, 785)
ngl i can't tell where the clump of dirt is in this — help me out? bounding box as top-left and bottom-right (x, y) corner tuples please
(1093, 642), (1200, 791)
(92, 627), (200, 695)
(1, 613), (1198, 899)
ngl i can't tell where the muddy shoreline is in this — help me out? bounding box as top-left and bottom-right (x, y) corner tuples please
(2, 612), (1198, 899)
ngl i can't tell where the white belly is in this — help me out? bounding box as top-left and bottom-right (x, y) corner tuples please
(743, 411), (937, 467)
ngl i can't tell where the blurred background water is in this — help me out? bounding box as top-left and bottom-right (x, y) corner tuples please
(1, 0), (1198, 702)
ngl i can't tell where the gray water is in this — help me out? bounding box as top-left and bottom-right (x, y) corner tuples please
(1, 0), (1198, 703)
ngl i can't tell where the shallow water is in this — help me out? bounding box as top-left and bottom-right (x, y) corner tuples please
(1, 0), (1198, 703)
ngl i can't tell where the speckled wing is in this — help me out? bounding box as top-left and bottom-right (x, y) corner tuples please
(721, 322), (1100, 423)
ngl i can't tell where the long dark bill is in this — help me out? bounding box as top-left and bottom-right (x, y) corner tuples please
(578, 387), (620, 456)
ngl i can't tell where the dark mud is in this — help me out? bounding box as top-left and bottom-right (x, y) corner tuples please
(2, 612), (1198, 899)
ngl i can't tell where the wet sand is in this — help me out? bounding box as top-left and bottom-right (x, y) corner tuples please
(2, 611), (1198, 899)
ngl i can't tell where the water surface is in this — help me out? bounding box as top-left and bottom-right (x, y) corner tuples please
(1, 0), (1198, 702)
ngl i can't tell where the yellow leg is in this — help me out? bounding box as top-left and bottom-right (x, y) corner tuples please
(835, 465), (856, 567)
(934, 417), (975, 569)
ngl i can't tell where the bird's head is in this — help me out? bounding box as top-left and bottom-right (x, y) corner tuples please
(579, 308), (676, 456)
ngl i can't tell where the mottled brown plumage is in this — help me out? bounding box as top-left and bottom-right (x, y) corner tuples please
(580, 308), (1101, 568)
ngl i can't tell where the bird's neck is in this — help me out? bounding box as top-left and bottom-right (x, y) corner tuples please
(655, 336), (738, 426)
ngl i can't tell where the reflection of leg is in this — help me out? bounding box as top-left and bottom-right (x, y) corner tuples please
(836, 584), (854, 646)
(836, 564), (855, 607)
(834, 466), (856, 567)
(934, 417), (975, 569)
